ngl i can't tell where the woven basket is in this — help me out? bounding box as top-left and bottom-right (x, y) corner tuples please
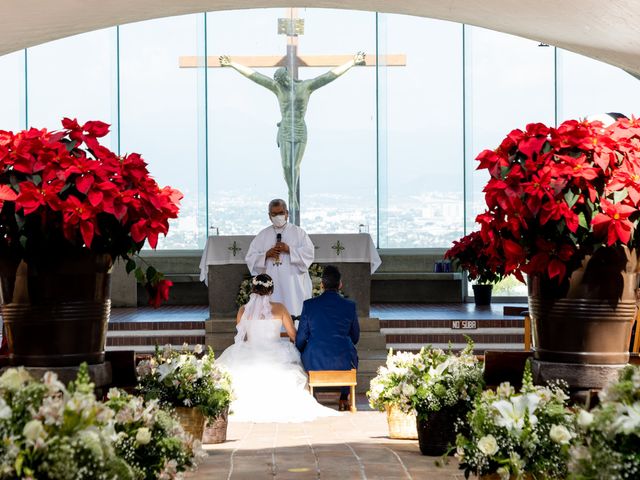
(202, 407), (229, 444)
(385, 404), (418, 439)
(174, 406), (205, 442)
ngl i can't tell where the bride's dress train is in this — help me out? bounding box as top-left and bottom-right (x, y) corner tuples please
(216, 294), (340, 423)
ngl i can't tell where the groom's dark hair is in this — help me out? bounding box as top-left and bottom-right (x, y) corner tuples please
(321, 265), (341, 290)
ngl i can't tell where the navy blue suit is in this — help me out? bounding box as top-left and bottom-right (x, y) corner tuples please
(295, 290), (359, 371)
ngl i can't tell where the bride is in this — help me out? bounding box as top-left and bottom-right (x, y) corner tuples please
(216, 273), (340, 422)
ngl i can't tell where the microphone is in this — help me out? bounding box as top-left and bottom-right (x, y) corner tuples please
(275, 233), (282, 265)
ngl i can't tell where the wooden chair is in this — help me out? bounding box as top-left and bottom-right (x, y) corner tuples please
(308, 369), (357, 412)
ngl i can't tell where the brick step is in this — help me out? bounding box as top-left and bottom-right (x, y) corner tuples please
(380, 318), (524, 328)
(106, 320), (206, 352)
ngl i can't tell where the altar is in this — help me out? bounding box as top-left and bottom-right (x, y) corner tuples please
(199, 233), (381, 318)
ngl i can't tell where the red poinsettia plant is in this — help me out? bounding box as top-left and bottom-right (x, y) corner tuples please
(450, 117), (640, 286)
(445, 231), (504, 284)
(0, 118), (182, 307)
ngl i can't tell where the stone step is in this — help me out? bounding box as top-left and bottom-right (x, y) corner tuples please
(357, 332), (388, 350)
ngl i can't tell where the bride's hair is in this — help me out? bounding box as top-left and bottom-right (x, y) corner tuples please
(251, 273), (274, 296)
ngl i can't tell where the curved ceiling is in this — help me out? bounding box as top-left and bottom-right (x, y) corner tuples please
(1, 0), (639, 75)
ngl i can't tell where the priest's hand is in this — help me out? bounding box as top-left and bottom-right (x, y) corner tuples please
(266, 247), (280, 259)
(276, 241), (290, 254)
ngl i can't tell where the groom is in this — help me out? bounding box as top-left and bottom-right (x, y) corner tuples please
(295, 265), (360, 410)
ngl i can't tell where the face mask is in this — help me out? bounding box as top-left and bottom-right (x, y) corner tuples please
(271, 215), (287, 228)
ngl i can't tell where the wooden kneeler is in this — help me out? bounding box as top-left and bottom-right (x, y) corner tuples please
(308, 369), (357, 412)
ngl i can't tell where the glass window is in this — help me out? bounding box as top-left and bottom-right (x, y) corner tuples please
(557, 49), (640, 121)
(464, 27), (555, 296)
(0, 51), (24, 131)
(378, 15), (464, 248)
(27, 28), (115, 148)
(120, 15), (204, 249)
(207, 8), (377, 237)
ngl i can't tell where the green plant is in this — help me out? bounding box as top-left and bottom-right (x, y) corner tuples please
(136, 344), (233, 420)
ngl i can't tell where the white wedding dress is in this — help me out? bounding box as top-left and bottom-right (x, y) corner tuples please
(215, 293), (340, 423)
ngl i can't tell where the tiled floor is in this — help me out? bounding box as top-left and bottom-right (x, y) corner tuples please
(189, 411), (465, 480)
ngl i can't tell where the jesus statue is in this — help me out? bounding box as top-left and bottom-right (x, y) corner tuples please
(219, 52), (366, 216)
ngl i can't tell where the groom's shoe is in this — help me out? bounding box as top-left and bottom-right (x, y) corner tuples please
(338, 399), (350, 411)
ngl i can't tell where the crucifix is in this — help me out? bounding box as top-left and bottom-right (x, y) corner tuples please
(180, 8), (406, 226)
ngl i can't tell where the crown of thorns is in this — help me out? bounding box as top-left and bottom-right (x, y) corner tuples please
(252, 277), (273, 288)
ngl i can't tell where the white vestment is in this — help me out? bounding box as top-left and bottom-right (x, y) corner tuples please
(245, 223), (314, 316)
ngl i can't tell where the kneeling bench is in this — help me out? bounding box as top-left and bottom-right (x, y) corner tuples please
(308, 369), (357, 412)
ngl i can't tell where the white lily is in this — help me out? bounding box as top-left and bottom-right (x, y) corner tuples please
(492, 393), (540, 433)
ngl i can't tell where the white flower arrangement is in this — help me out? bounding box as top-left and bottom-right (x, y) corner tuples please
(367, 349), (421, 412)
(0, 364), (201, 479)
(137, 344), (233, 420)
(367, 341), (484, 418)
(568, 364), (640, 479)
(455, 361), (575, 479)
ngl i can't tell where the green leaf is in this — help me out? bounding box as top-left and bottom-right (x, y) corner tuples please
(146, 266), (158, 283)
(578, 212), (588, 229)
(126, 259), (136, 274)
(612, 188), (628, 204)
(564, 190), (579, 208)
(134, 267), (146, 284)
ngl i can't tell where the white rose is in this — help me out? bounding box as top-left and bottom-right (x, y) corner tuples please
(0, 398), (11, 420)
(23, 420), (46, 442)
(194, 344), (204, 354)
(477, 434), (499, 456)
(401, 383), (415, 397)
(549, 424), (572, 444)
(496, 467), (510, 480)
(135, 427), (152, 445)
(577, 410), (594, 428)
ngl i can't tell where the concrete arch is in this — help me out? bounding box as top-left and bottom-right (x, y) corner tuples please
(1, 1), (639, 76)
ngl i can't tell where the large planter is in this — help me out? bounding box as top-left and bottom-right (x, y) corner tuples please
(385, 404), (418, 439)
(0, 251), (112, 367)
(417, 405), (463, 456)
(528, 246), (637, 390)
(472, 284), (493, 306)
(175, 406), (205, 442)
(529, 246), (636, 365)
(202, 406), (229, 444)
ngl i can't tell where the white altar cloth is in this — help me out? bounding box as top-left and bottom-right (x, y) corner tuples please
(199, 233), (381, 284)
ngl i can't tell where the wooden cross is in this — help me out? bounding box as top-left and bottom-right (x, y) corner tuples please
(179, 8), (407, 76)
(228, 241), (242, 256)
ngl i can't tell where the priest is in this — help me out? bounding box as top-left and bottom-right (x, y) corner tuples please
(245, 199), (314, 316)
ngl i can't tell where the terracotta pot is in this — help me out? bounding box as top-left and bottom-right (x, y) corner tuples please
(472, 284), (493, 306)
(202, 406), (229, 444)
(417, 405), (464, 456)
(528, 246), (637, 365)
(0, 251), (112, 367)
(175, 406), (205, 442)
(385, 404), (418, 439)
